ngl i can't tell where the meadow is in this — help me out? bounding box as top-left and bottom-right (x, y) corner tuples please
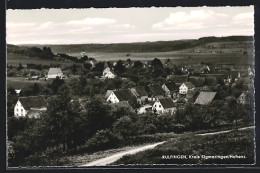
(113, 128), (255, 165)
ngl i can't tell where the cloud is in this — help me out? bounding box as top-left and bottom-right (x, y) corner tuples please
(66, 18), (117, 26)
(152, 10), (228, 30)
(233, 12), (254, 26)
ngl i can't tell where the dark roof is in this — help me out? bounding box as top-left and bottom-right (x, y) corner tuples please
(158, 97), (175, 109)
(130, 87), (148, 97)
(186, 90), (199, 99)
(167, 75), (187, 83)
(163, 82), (177, 91)
(189, 77), (206, 87)
(114, 89), (135, 101)
(148, 84), (165, 96)
(19, 96), (47, 110)
(184, 82), (195, 89)
(194, 92), (217, 105)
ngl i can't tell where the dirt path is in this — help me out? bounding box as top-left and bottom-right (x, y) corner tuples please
(196, 126), (255, 136)
(80, 126), (254, 166)
(80, 141), (165, 166)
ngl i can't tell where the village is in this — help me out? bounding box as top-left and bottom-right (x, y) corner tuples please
(10, 56), (253, 119)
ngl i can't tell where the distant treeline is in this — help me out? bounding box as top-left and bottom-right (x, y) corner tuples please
(8, 45), (54, 59)
(7, 44), (95, 63)
(11, 36), (254, 53)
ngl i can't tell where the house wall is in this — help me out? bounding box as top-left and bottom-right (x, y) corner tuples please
(107, 92), (120, 103)
(152, 101), (164, 114)
(179, 84), (188, 94)
(14, 100), (28, 117)
(48, 73), (63, 79)
(105, 71), (115, 78)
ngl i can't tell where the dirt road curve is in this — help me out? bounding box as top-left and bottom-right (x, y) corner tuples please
(80, 141), (165, 166)
(80, 126), (255, 166)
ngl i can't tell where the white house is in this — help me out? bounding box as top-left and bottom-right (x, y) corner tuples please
(152, 97), (176, 115)
(107, 89), (135, 103)
(104, 71), (116, 78)
(103, 67), (111, 76)
(47, 68), (63, 79)
(103, 67), (116, 78)
(14, 96), (47, 118)
(179, 82), (196, 95)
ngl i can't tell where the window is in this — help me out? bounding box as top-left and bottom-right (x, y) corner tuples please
(155, 105), (156, 107)
(17, 109), (18, 112)
(21, 109), (23, 112)
(159, 105), (161, 108)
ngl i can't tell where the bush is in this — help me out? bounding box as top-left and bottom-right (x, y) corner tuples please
(85, 129), (121, 152)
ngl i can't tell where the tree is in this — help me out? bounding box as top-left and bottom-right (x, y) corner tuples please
(84, 97), (113, 137)
(114, 60), (126, 75)
(133, 61), (143, 68)
(83, 62), (92, 70)
(92, 61), (105, 75)
(51, 76), (64, 93)
(151, 58), (163, 68)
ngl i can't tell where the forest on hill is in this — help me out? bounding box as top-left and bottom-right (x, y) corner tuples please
(8, 36), (253, 54)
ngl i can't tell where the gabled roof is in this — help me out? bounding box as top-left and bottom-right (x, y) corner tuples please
(183, 82), (195, 89)
(148, 84), (165, 96)
(114, 89), (135, 101)
(19, 95), (47, 110)
(48, 68), (62, 75)
(189, 77), (206, 87)
(105, 90), (114, 99)
(186, 90), (199, 99)
(166, 75), (187, 83)
(194, 92), (217, 105)
(163, 82), (177, 91)
(158, 97), (175, 109)
(103, 67), (111, 74)
(130, 87), (148, 97)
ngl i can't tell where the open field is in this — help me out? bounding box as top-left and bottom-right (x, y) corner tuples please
(113, 128), (255, 165)
(7, 53), (74, 66)
(7, 51), (252, 66)
(7, 77), (51, 89)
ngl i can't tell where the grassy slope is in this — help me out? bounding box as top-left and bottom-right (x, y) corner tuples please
(113, 128), (255, 165)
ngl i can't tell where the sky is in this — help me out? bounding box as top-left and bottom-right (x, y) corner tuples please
(6, 6), (254, 45)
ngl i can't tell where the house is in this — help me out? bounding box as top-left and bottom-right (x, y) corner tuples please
(103, 67), (111, 76)
(14, 96), (47, 118)
(104, 71), (116, 78)
(15, 89), (21, 95)
(166, 75), (187, 85)
(107, 89), (135, 103)
(161, 82), (178, 98)
(179, 82), (196, 95)
(237, 92), (249, 104)
(47, 68), (63, 79)
(103, 67), (116, 78)
(104, 90), (115, 99)
(194, 92), (217, 105)
(147, 84), (165, 100)
(152, 97), (176, 115)
(130, 87), (148, 104)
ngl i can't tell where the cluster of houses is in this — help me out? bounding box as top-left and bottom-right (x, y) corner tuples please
(104, 81), (222, 115)
(13, 60), (253, 118)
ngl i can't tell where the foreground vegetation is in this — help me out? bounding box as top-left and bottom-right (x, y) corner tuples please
(114, 128), (255, 165)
